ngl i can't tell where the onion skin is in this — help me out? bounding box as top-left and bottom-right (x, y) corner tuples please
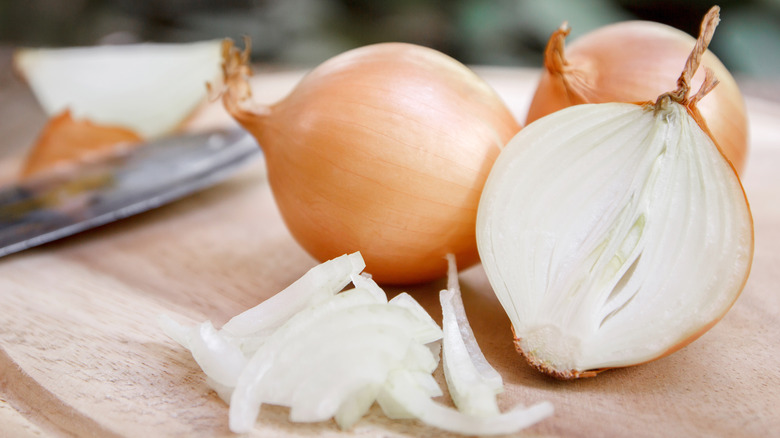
(526, 20), (749, 174)
(221, 41), (520, 285)
(21, 109), (142, 178)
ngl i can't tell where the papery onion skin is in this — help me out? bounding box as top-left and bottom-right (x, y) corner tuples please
(221, 40), (520, 285)
(20, 109), (142, 178)
(526, 19), (748, 173)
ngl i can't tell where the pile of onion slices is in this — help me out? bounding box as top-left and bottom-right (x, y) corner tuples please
(476, 7), (753, 379)
(159, 252), (553, 434)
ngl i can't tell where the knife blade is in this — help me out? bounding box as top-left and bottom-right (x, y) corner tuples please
(0, 129), (261, 257)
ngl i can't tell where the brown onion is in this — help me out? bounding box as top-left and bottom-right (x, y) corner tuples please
(220, 40), (520, 285)
(526, 16), (748, 173)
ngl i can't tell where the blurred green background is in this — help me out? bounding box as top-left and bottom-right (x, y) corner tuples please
(1, 0), (779, 79)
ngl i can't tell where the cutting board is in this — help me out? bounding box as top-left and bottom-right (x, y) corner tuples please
(1, 65), (778, 438)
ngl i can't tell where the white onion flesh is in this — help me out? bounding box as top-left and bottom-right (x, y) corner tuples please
(477, 99), (753, 378)
(221, 252), (365, 338)
(439, 255), (502, 417)
(442, 254), (503, 392)
(14, 40), (222, 138)
(160, 252), (553, 434)
(379, 369), (554, 436)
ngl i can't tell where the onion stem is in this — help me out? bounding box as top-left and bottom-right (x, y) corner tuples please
(660, 6), (721, 106)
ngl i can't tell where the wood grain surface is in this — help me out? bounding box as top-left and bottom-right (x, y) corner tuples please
(1, 55), (778, 437)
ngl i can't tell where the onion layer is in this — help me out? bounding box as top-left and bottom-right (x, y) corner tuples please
(20, 109), (142, 178)
(477, 7), (754, 379)
(526, 12), (748, 173)
(220, 40), (520, 285)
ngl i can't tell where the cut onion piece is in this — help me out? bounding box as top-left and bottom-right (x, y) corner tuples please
(389, 292), (445, 345)
(442, 254), (503, 391)
(221, 252), (364, 338)
(379, 369), (554, 436)
(477, 99), (753, 378)
(157, 314), (190, 349)
(477, 7), (753, 379)
(187, 321), (247, 388)
(158, 316), (246, 388)
(350, 273), (388, 303)
(13, 40), (222, 138)
(334, 383), (382, 429)
(439, 254), (503, 417)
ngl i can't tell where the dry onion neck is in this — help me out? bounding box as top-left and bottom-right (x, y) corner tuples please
(526, 5), (748, 174)
(543, 22), (593, 106)
(217, 39), (271, 125)
(655, 6), (720, 109)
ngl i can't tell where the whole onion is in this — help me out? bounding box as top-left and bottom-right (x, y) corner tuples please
(220, 41), (520, 285)
(526, 18), (749, 173)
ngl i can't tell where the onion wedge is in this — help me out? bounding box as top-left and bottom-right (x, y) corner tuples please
(14, 40), (222, 138)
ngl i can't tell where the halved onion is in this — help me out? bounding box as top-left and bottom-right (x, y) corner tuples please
(477, 86), (753, 380)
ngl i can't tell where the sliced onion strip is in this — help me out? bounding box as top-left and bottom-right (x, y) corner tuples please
(221, 252), (364, 337)
(379, 369), (554, 436)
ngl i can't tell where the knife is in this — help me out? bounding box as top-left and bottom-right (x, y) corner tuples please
(0, 129), (261, 257)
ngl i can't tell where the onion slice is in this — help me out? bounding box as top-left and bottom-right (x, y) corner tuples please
(379, 369), (554, 436)
(220, 252), (364, 338)
(441, 255), (503, 391)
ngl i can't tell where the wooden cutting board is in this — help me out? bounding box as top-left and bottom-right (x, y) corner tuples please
(1, 65), (778, 438)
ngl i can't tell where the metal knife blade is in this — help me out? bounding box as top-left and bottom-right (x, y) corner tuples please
(0, 129), (261, 257)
